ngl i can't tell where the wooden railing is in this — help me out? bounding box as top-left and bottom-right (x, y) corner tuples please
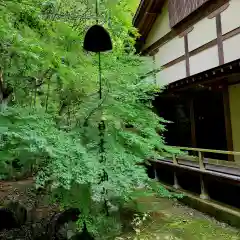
(171, 146), (240, 169)
(151, 146), (240, 200)
(175, 146), (240, 156)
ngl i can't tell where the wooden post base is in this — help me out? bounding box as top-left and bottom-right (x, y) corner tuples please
(200, 175), (209, 200)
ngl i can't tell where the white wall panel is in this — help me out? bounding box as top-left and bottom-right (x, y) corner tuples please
(155, 37), (185, 66)
(221, 0), (240, 35)
(190, 46), (219, 75)
(155, 61), (186, 87)
(223, 34), (240, 64)
(188, 17), (217, 51)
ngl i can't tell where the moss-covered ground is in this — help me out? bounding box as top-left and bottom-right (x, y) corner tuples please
(119, 196), (240, 240)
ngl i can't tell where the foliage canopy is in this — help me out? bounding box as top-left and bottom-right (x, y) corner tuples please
(0, 0), (177, 238)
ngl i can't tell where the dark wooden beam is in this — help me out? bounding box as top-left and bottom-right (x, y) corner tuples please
(142, 30), (177, 56)
(162, 58), (240, 93)
(163, 55), (185, 69)
(190, 38), (217, 57)
(184, 35), (190, 77)
(189, 98), (197, 148)
(208, 2), (229, 18)
(216, 14), (224, 65)
(143, 26), (240, 78)
(223, 26), (240, 41)
(222, 85), (234, 161)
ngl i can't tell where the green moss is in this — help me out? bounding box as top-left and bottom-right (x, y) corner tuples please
(121, 196), (240, 240)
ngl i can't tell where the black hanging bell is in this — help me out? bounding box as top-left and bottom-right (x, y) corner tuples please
(83, 25), (112, 52)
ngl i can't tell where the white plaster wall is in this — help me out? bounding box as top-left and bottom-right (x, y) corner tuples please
(229, 83), (240, 162)
(189, 46), (219, 75)
(188, 17), (217, 51)
(155, 61), (186, 87)
(223, 34), (240, 64)
(221, 0), (240, 35)
(144, 1), (171, 49)
(155, 36), (185, 66)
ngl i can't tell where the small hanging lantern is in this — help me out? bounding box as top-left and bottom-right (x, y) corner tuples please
(83, 0), (112, 53)
(84, 24), (112, 52)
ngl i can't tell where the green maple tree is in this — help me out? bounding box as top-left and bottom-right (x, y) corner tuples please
(0, 0), (179, 238)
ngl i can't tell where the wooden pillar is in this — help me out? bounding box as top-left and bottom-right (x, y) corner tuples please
(184, 35), (190, 77)
(154, 165), (159, 181)
(216, 14), (224, 65)
(198, 151), (205, 170)
(173, 172), (180, 189)
(173, 155), (180, 189)
(198, 151), (209, 200)
(200, 175), (209, 200)
(222, 85), (234, 161)
(153, 55), (157, 85)
(189, 97), (197, 157)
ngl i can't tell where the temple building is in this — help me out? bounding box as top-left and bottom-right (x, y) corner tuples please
(134, 0), (240, 162)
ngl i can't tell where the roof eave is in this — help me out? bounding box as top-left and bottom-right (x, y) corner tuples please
(132, 0), (145, 26)
(133, 0), (165, 51)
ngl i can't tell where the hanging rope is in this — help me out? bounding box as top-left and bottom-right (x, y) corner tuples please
(96, 0), (99, 25)
(83, 0), (112, 220)
(95, 0), (109, 216)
